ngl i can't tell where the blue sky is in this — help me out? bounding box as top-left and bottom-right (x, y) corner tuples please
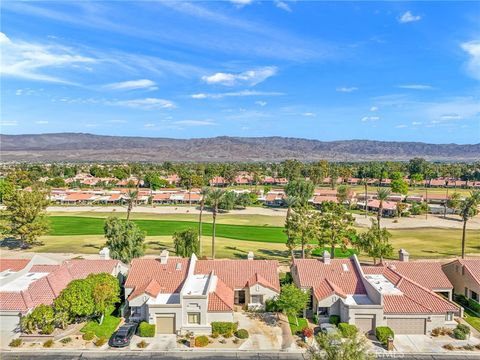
(1, 1), (479, 144)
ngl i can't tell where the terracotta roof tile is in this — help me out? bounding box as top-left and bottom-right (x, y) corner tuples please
(208, 278), (234, 312)
(0, 259), (30, 272)
(383, 261), (453, 290)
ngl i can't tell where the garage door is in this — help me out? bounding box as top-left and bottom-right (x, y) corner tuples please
(156, 314), (175, 334)
(387, 318), (426, 334)
(355, 315), (375, 334)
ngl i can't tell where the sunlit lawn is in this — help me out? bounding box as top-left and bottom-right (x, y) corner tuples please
(80, 315), (121, 338)
(288, 315), (308, 335)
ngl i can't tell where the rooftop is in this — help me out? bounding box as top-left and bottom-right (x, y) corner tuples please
(364, 274), (403, 295)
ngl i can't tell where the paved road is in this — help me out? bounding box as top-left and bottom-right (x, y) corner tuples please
(2, 352), (480, 359)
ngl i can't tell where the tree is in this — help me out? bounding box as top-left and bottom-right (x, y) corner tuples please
(284, 196), (299, 260)
(285, 206), (315, 259)
(390, 178), (408, 195)
(355, 219), (393, 265)
(459, 191), (480, 259)
(285, 179), (315, 206)
(408, 157), (428, 177)
(276, 284), (309, 326)
(198, 187), (210, 257)
(1, 187), (50, 245)
(173, 228), (200, 257)
(54, 279), (95, 319)
(88, 273), (120, 324)
(205, 188), (225, 259)
(336, 185), (350, 206)
(446, 192), (461, 218)
(144, 172), (168, 190)
(410, 173), (424, 188)
(104, 216), (146, 264)
(318, 202), (356, 259)
(0, 179), (14, 203)
(376, 189), (391, 227)
(125, 188), (138, 221)
(20, 304), (55, 334)
(45, 177), (66, 188)
(311, 333), (374, 360)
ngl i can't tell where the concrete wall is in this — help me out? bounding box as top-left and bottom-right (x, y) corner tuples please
(146, 305), (183, 334)
(344, 304), (384, 328)
(207, 311), (234, 323)
(246, 284), (278, 309)
(0, 311), (22, 339)
(443, 262), (480, 298)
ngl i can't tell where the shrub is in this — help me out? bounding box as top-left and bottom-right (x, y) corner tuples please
(210, 332), (219, 339)
(137, 340), (149, 348)
(43, 339), (54, 348)
(235, 329), (249, 339)
(224, 331), (233, 338)
(233, 338), (239, 344)
(94, 337), (107, 347)
(211, 322), (238, 336)
(82, 332), (95, 341)
(265, 298), (279, 312)
(338, 323), (358, 338)
(463, 344), (475, 351)
(302, 327), (313, 338)
(138, 322), (155, 337)
(375, 326), (394, 345)
(60, 337), (72, 344)
(328, 315), (340, 326)
(9, 338), (22, 347)
(456, 323), (471, 336)
(443, 343), (455, 351)
(312, 314), (319, 325)
(453, 328), (467, 340)
(42, 324), (55, 335)
(195, 335), (209, 347)
(468, 299), (480, 313)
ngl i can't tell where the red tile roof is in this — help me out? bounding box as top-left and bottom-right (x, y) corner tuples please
(367, 199), (397, 210)
(195, 259), (280, 292)
(293, 258), (366, 301)
(0, 259), (30, 272)
(208, 278), (234, 312)
(382, 261), (453, 290)
(444, 259), (480, 286)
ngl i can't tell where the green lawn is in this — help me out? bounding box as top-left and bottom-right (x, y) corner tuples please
(80, 315), (121, 338)
(311, 247), (357, 258)
(464, 308), (480, 332)
(288, 315), (308, 335)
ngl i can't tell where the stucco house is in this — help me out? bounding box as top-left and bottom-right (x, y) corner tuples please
(442, 259), (480, 303)
(0, 252), (127, 339)
(291, 252), (459, 335)
(124, 251), (279, 335)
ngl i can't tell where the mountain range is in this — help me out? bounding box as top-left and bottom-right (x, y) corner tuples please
(1, 133), (479, 162)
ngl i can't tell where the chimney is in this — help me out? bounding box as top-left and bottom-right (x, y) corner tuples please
(399, 248), (409, 262)
(99, 247), (110, 260)
(247, 251), (254, 260)
(160, 250), (169, 264)
(323, 250), (331, 265)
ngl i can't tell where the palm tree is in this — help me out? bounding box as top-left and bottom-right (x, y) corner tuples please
(376, 189), (391, 227)
(205, 188), (225, 259)
(459, 190), (480, 259)
(198, 186), (210, 257)
(126, 188), (138, 222)
(284, 196), (298, 260)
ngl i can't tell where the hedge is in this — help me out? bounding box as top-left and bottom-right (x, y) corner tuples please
(235, 329), (249, 339)
(82, 332), (95, 341)
(211, 322), (238, 336)
(456, 295), (480, 314)
(338, 323), (358, 338)
(328, 315), (340, 325)
(376, 326), (394, 345)
(453, 328), (467, 340)
(138, 322), (155, 337)
(195, 335), (209, 347)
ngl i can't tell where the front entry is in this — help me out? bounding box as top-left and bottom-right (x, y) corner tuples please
(234, 290), (246, 305)
(355, 315), (375, 334)
(156, 314), (175, 334)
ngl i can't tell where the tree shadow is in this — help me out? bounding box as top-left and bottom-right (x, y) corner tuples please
(83, 243), (101, 250)
(257, 248), (291, 260)
(146, 240), (174, 252)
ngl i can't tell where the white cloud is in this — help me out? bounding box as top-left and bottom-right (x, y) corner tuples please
(398, 84), (433, 90)
(103, 79), (157, 91)
(361, 116), (380, 122)
(411, 121), (422, 125)
(255, 100), (267, 106)
(190, 90), (284, 99)
(275, 1), (292, 12)
(0, 120), (18, 126)
(111, 98), (175, 110)
(302, 112), (316, 117)
(0, 32), (96, 83)
(440, 113), (463, 120)
(229, 0), (253, 7)
(172, 120), (216, 126)
(201, 66), (277, 86)
(370, 106), (378, 112)
(461, 41), (480, 80)
(144, 123), (156, 127)
(336, 87), (358, 93)
(35, 120), (49, 124)
(398, 11), (421, 23)
(395, 124), (408, 128)
(106, 119), (127, 123)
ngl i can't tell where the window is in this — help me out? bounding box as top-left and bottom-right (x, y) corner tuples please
(251, 295), (263, 304)
(471, 291), (479, 302)
(131, 307), (142, 317)
(318, 307), (329, 316)
(446, 312), (454, 321)
(188, 313), (200, 325)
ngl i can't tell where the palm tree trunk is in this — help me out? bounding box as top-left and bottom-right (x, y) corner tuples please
(364, 182), (368, 218)
(331, 244), (335, 259)
(377, 205), (382, 228)
(461, 219), (467, 259)
(301, 241), (305, 259)
(198, 202), (203, 256)
(126, 202), (132, 222)
(212, 209), (217, 259)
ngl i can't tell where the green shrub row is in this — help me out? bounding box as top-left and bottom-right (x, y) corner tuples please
(375, 326), (394, 345)
(338, 323), (358, 338)
(138, 322), (156, 337)
(453, 323), (471, 340)
(211, 322), (238, 336)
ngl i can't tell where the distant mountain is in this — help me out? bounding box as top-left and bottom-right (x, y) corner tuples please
(1, 133), (479, 162)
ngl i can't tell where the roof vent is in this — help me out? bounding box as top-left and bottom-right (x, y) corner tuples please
(247, 251), (254, 260)
(160, 250), (169, 264)
(323, 250), (331, 264)
(175, 263), (182, 271)
(342, 263), (349, 272)
(398, 248), (409, 262)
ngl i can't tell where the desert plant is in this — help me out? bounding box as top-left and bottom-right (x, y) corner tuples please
(138, 321), (155, 337)
(9, 338), (22, 347)
(328, 315), (340, 325)
(42, 323), (55, 335)
(94, 336), (107, 347)
(312, 314), (319, 325)
(463, 344), (475, 351)
(233, 338), (239, 344)
(60, 337), (72, 344)
(43, 339), (54, 348)
(211, 321), (238, 336)
(234, 329), (250, 339)
(338, 323), (358, 338)
(456, 323), (471, 336)
(210, 332), (219, 339)
(302, 327), (313, 338)
(453, 328), (467, 340)
(82, 332), (95, 341)
(137, 340), (149, 348)
(195, 335), (209, 347)
(224, 330), (233, 338)
(443, 343), (455, 351)
(375, 326), (394, 345)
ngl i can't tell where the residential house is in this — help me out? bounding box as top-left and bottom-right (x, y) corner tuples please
(125, 251), (279, 335)
(442, 259), (480, 304)
(291, 252), (459, 335)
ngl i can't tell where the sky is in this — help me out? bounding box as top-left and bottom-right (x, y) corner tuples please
(1, 1), (479, 144)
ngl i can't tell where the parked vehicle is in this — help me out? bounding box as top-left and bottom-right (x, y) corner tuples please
(109, 323), (138, 347)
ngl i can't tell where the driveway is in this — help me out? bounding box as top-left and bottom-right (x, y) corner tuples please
(393, 334), (480, 353)
(235, 312), (286, 351)
(126, 334), (176, 351)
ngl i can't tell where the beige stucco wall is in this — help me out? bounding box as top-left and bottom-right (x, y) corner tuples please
(443, 262), (480, 298)
(246, 283), (278, 309)
(146, 305), (183, 334)
(207, 311), (235, 323)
